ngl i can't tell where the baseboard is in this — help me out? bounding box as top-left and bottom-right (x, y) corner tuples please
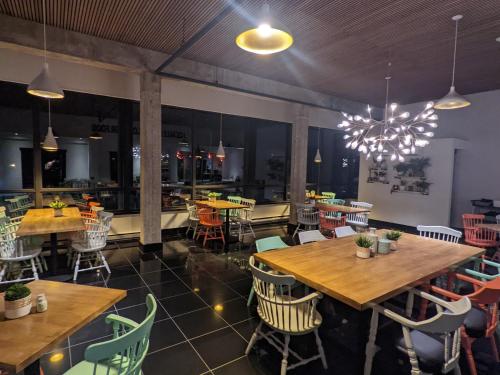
(139, 242), (162, 252)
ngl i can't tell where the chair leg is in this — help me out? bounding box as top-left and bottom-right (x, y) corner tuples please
(463, 337), (477, 375)
(35, 256), (44, 274)
(220, 226), (225, 244)
(454, 365), (462, 375)
(73, 253), (81, 281)
(30, 258), (39, 280)
(364, 310), (379, 375)
(0, 263), (7, 282)
(314, 328), (328, 369)
(490, 335), (500, 362)
(203, 228), (209, 247)
(245, 321), (262, 355)
(192, 223), (198, 240)
(249, 223), (256, 239)
(418, 283), (430, 321)
(99, 251), (111, 275)
(41, 254), (48, 271)
(247, 286), (255, 307)
(280, 334), (290, 375)
(292, 224), (301, 239)
(185, 221), (192, 236)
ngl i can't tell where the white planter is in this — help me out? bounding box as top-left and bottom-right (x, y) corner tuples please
(356, 246), (371, 259)
(378, 239), (392, 254)
(390, 240), (398, 251)
(4, 294), (32, 319)
(53, 208), (63, 217)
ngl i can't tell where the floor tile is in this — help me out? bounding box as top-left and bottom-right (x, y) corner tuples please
(196, 283), (240, 306)
(115, 286), (151, 309)
(173, 307), (228, 339)
(149, 279), (190, 299)
(160, 292), (206, 317)
(106, 264), (137, 279)
(226, 277), (253, 297)
(143, 342), (209, 375)
(40, 347), (71, 375)
(70, 335), (113, 364)
(213, 356), (267, 375)
(117, 302), (170, 322)
(141, 269), (178, 285)
(106, 274), (146, 290)
(212, 297), (256, 325)
(190, 327), (247, 369)
(70, 313), (114, 345)
(232, 318), (261, 341)
(148, 318), (186, 351)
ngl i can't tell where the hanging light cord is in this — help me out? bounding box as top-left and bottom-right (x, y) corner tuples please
(317, 126), (320, 148)
(383, 62), (391, 127)
(48, 99), (51, 128)
(219, 114), (223, 142)
(451, 18), (459, 87)
(42, 0), (47, 63)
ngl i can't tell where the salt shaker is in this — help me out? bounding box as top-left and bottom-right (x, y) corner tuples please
(36, 293), (48, 313)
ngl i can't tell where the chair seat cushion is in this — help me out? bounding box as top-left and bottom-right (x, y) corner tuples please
(463, 307), (487, 338)
(396, 330), (444, 374)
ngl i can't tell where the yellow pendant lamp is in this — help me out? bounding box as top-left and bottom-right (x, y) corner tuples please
(235, 2), (293, 55)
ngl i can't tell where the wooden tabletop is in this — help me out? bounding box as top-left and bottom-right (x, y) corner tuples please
(254, 231), (483, 311)
(477, 223), (500, 232)
(308, 195), (329, 200)
(316, 203), (371, 214)
(0, 280), (126, 373)
(194, 200), (246, 210)
(16, 208), (85, 237)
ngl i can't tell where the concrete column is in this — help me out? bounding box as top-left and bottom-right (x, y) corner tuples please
(139, 72), (162, 251)
(289, 104), (309, 225)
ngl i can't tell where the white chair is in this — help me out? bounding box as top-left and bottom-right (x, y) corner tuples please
(0, 224), (41, 284)
(185, 202), (200, 239)
(334, 226), (357, 238)
(293, 204), (320, 238)
(417, 225), (462, 243)
(71, 224), (111, 281)
(346, 201), (373, 230)
(233, 198), (256, 241)
(298, 230), (327, 245)
(245, 256), (328, 375)
(364, 290), (471, 375)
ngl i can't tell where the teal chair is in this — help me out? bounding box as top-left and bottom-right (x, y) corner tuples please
(221, 196), (241, 221)
(247, 236), (289, 306)
(327, 198), (345, 205)
(322, 192), (336, 199)
(463, 257), (500, 281)
(64, 294), (157, 375)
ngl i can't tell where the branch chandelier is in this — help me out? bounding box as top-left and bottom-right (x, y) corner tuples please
(338, 63), (438, 162)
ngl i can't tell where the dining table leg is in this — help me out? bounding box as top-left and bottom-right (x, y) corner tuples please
(24, 359), (41, 375)
(223, 208), (230, 252)
(49, 233), (58, 275)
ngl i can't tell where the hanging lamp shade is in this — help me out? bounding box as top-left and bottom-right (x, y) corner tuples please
(434, 86), (470, 109)
(235, 3), (293, 55)
(216, 140), (225, 158)
(314, 148), (322, 163)
(89, 131), (103, 140)
(42, 126), (58, 151)
(27, 62), (64, 99)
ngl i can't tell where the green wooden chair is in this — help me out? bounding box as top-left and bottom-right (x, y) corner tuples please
(463, 257), (500, 281)
(222, 196), (242, 221)
(247, 236), (289, 306)
(322, 192), (336, 199)
(63, 294), (157, 375)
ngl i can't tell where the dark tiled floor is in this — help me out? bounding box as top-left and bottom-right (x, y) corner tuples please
(36, 224), (500, 375)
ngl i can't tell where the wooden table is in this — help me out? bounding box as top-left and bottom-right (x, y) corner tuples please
(315, 203), (371, 214)
(17, 208), (85, 275)
(477, 223), (500, 232)
(194, 200), (247, 251)
(0, 280), (126, 375)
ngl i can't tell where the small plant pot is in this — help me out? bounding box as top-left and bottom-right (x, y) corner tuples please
(378, 239), (392, 254)
(5, 294), (32, 319)
(53, 208), (63, 217)
(390, 240), (398, 251)
(356, 246), (371, 259)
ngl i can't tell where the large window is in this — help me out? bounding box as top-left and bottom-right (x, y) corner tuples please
(161, 106), (291, 210)
(307, 127), (360, 199)
(0, 80), (139, 213)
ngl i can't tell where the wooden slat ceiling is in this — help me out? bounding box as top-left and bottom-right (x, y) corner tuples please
(1, 0), (500, 106)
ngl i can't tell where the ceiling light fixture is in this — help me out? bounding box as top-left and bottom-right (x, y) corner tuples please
(89, 131), (103, 140)
(42, 100), (58, 152)
(235, 2), (293, 55)
(338, 62), (438, 162)
(314, 127), (322, 163)
(27, 0), (64, 99)
(216, 113), (225, 159)
(434, 15), (470, 110)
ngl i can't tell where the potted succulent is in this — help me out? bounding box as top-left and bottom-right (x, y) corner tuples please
(4, 283), (32, 319)
(49, 201), (67, 217)
(207, 192), (221, 202)
(355, 236), (373, 259)
(386, 230), (402, 250)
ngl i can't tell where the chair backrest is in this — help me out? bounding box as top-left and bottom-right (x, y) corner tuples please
(298, 230), (327, 244)
(327, 198), (345, 206)
(239, 198), (256, 220)
(186, 204), (198, 220)
(296, 207), (319, 225)
(347, 203), (371, 225)
(334, 226), (357, 238)
(249, 256), (321, 333)
(462, 214), (484, 228)
(462, 214), (496, 242)
(0, 225), (20, 259)
(350, 201), (373, 209)
(83, 226), (109, 249)
(319, 210), (346, 230)
(99, 212), (114, 231)
(322, 192), (335, 199)
(84, 294), (157, 375)
(255, 236), (289, 253)
(197, 208), (221, 226)
(417, 225), (462, 243)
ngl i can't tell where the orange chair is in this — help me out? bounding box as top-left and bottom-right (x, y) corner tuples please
(319, 209), (346, 238)
(463, 214), (499, 263)
(430, 274), (500, 375)
(196, 208), (225, 247)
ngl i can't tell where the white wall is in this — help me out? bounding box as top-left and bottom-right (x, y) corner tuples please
(402, 90), (500, 227)
(358, 139), (462, 227)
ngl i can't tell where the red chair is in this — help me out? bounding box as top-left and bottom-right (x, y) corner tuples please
(463, 214), (499, 264)
(430, 274), (500, 375)
(196, 208), (225, 247)
(319, 210), (346, 238)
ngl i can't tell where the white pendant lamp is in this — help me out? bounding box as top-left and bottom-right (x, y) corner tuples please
(314, 127), (322, 163)
(27, 0), (64, 99)
(434, 15), (470, 110)
(42, 100), (58, 151)
(216, 114), (225, 158)
(235, 2), (293, 55)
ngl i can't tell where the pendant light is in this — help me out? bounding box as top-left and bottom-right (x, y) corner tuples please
(434, 15), (470, 110)
(27, 0), (64, 99)
(216, 114), (225, 158)
(42, 100), (58, 151)
(235, 2), (293, 55)
(314, 127), (322, 163)
(89, 131), (103, 140)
